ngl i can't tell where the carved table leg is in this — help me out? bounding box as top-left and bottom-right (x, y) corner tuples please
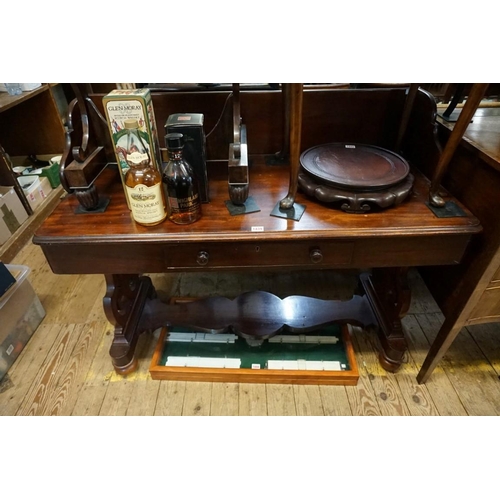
(360, 268), (411, 371)
(280, 83), (303, 210)
(103, 274), (155, 375)
(275, 83), (291, 161)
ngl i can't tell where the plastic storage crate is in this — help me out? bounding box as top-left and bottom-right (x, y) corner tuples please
(0, 265), (45, 381)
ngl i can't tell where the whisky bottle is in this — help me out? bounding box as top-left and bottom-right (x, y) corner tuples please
(123, 119), (167, 226)
(163, 133), (201, 224)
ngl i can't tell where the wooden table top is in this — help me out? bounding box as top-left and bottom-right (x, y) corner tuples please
(438, 107), (500, 171)
(34, 156), (480, 246)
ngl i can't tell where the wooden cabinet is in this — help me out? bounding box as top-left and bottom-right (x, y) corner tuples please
(413, 104), (500, 382)
(0, 84), (67, 261)
(468, 280), (500, 324)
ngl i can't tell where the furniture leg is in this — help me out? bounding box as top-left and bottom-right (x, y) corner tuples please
(429, 83), (489, 207)
(360, 268), (411, 371)
(275, 83), (291, 160)
(416, 317), (464, 384)
(280, 83), (303, 210)
(103, 274), (156, 375)
(394, 83), (420, 152)
(441, 83), (466, 121)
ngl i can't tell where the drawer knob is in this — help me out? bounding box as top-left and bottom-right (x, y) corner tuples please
(196, 250), (209, 266)
(310, 248), (323, 264)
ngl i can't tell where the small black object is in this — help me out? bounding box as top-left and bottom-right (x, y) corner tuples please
(224, 196), (260, 216)
(165, 133), (184, 150)
(0, 262), (16, 298)
(270, 201), (306, 221)
(425, 200), (467, 218)
(74, 197), (111, 214)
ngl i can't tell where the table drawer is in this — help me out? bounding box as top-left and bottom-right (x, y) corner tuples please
(163, 241), (354, 270)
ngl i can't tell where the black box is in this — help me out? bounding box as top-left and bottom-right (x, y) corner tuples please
(165, 113), (209, 203)
(0, 261), (16, 298)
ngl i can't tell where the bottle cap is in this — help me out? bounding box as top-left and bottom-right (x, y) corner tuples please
(165, 133), (184, 150)
(124, 119), (139, 129)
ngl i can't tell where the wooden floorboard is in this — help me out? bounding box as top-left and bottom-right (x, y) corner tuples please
(293, 384), (325, 416)
(266, 384), (297, 416)
(402, 315), (468, 416)
(154, 381), (186, 416)
(1, 239), (500, 416)
(210, 383), (239, 416)
(351, 326), (411, 416)
(318, 385), (351, 416)
(238, 383), (267, 416)
(16, 324), (86, 416)
(415, 313), (500, 416)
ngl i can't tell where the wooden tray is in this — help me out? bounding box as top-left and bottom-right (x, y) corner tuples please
(300, 142), (410, 192)
(150, 319), (359, 386)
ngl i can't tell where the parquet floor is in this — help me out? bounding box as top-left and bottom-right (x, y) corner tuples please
(2, 239), (500, 416)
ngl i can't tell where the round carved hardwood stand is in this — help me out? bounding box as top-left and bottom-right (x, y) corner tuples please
(298, 142), (414, 213)
(298, 172), (414, 213)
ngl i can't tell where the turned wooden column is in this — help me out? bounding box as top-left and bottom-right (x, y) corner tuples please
(429, 83), (489, 206)
(280, 83), (303, 210)
(275, 83), (291, 160)
(395, 83), (421, 152)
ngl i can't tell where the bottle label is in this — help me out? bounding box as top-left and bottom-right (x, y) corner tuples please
(126, 151), (149, 165)
(168, 193), (200, 214)
(126, 183), (166, 224)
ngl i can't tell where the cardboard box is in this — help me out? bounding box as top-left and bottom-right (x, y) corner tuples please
(18, 176), (52, 212)
(0, 186), (29, 246)
(0, 264), (45, 381)
(103, 89), (163, 206)
(165, 113), (209, 203)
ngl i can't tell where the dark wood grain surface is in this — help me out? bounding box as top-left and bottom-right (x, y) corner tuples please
(89, 88), (409, 161)
(34, 156), (480, 275)
(0, 87), (65, 156)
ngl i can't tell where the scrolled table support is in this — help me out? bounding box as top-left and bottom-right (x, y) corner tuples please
(360, 268), (411, 371)
(100, 274), (418, 376)
(103, 274), (156, 375)
(138, 291), (378, 339)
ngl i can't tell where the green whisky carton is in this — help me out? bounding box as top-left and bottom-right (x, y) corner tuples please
(103, 89), (162, 205)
